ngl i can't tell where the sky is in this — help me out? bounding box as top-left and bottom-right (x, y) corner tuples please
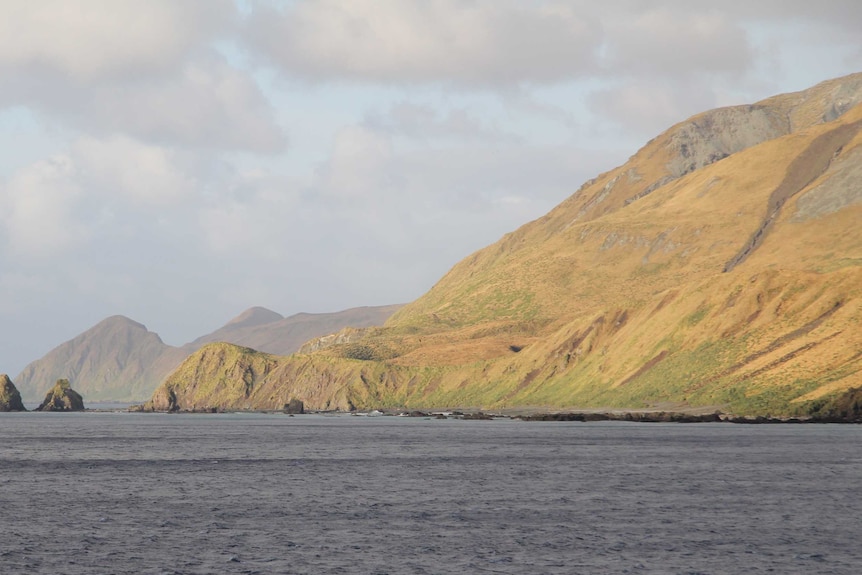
(1, 1), (861, 376)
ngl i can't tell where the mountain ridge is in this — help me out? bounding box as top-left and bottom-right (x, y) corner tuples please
(148, 72), (862, 415)
(14, 304), (403, 402)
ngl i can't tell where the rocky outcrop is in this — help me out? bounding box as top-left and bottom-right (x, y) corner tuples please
(284, 399), (304, 414)
(0, 374), (26, 412)
(298, 326), (374, 354)
(145, 343), (282, 412)
(35, 379), (85, 412)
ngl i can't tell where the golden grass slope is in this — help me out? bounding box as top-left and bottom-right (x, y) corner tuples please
(151, 73), (862, 415)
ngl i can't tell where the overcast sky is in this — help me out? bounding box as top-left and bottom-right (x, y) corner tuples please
(1, 1), (861, 375)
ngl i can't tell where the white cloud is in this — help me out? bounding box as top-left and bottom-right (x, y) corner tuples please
(589, 79), (719, 136)
(72, 136), (197, 207)
(0, 135), (209, 261)
(0, 1), (233, 81)
(246, 0), (602, 86)
(78, 57), (286, 152)
(0, 2), (283, 152)
(197, 182), (301, 260)
(364, 102), (521, 143)
(317, 125), (397, 200)
(0, 154), (89, 258)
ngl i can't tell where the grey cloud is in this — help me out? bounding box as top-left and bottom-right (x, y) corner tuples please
(600, 9), (752, 77)
(0, 55), (286, 152)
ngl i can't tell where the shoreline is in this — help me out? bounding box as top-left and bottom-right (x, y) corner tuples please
(116, 405), (862, 423)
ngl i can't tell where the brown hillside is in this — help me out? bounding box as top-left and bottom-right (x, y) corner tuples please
(151, 73), (862, 416)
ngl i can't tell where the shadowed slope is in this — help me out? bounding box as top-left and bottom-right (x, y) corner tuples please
(188, 305), (404, 355)
(15, 316), (188, 402)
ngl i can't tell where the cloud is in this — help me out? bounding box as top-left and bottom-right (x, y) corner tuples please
(1, 55), (286, 152)
(72, 136), (197, 207)
(245, 0), (603, 86)
(316, 125), (397, 201)
(74, 57), (286, 152)
(0, 154), (89, 258)
(589, 79), (720, 136)
(0, 135), (208, 261)
(0, 1), (284, 152)
(0, 0), (233, 81)
(601, 8), (752, 77)
(364, 102), (521, 143)
(197, 173), (302, 260)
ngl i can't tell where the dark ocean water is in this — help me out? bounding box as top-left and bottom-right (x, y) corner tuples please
(0, 413), (860, 575)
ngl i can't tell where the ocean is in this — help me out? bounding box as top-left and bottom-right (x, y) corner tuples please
(0, 413), (859, 574)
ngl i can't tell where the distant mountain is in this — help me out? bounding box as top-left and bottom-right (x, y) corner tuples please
(150, 72), (862, 416)
(15, 316), (187, 402)
(16, 305), (403, 402)
(187, 305), (404, 356)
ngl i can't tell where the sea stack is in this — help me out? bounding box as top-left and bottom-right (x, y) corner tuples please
(0, 374), (27, 412)
(35, 379), (85, 412)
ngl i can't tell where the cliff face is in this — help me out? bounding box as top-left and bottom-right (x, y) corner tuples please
(150, 73), (862, 416)
(148, 342), (419, 412)
(34, 379), (85, 412)
(147, 343), (282, 412)
(0, 374), (26, 412)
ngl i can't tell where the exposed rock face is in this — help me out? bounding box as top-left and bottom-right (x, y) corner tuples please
(298, 327), (375, 354)
(284, 399), (304, 414)
(663, 104), (789, 181)
(0, 374), (26, 412)
(35, 379), (85, 412)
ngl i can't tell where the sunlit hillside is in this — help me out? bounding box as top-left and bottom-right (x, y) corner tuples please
(150, 73), (862, 416)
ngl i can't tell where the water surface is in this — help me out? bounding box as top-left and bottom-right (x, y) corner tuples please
(0, 413), (859, 574)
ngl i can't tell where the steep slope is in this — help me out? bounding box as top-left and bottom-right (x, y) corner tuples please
(34, 379), (85, 412)
(188, 305), (403, 355)
(0, 374), (26, 411)
(151, 73), (862, 415)
(15, 316), (188, 402)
